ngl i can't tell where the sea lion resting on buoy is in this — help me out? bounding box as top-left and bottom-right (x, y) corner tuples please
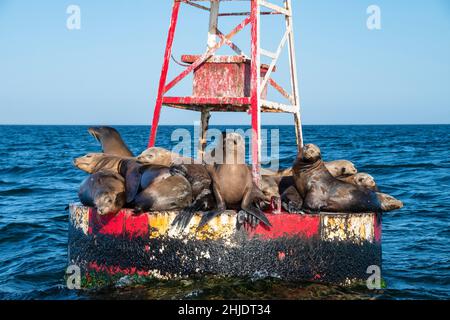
(73, 153), (192, 212)
(198, 132), (271, 229)
(325, 160), (357, 177)
(271, 159), (357, 178)
(337, 173), (379, 191)
(78, 171), (126, 215)
(88, 126), (134, 157)
(137, 148), (216, 230)
(292, 144), (383, 213)
(260, 175), (303, 213)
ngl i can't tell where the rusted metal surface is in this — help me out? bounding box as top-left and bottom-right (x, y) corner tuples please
(68, 205), (382, 287)
(148, 1), (305, 181)
(180, 55), (271, 99)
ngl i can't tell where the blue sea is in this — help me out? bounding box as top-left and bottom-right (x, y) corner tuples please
(0, 125), (449, 300)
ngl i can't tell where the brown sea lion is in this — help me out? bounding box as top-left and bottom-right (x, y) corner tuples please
(88, 126), (133, 157)
(137, 147), (192, 166)
(292, 144), (382, 213)
(199, 132), (271, 229)
(73, 153), (193, 211)
(260, 175), (303, 213)
(78, 171), (126, 215)
(133, 175), (193, 212)
(325, 160), (357, 177)
(137, 148), (216, 229)
(376, 193), (403, 211)
(337, 173), (379, 191)
(268, 160), (357, 179)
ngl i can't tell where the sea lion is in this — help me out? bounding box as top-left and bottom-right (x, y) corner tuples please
(73, 153), (193, 211)
(337, 173), (379, 191)
(260, 175), (303, 213)
(88, 126), (134, 157)
(133, 175), (193, 212)
(292, 144), (382, 213)
(199, 132), (271, 229)
(137, 148), (216, 229)
(268, 160), (357, 179)
(325, 160), (357, 177)
(137, 147), (192, 166)
(78, 171), (126, 215)
(73, 153), (127, 174)
(376, 193), (403, 211)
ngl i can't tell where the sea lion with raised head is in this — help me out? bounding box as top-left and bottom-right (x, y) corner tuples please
(292, 144), (383, 213)
(88, 126), (134, 157)
(73, 153), (193, 212)
(198, 132), (271, 229)
(78, 171), (126, 215)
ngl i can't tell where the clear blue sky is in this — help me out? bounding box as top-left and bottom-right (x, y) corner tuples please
(0, 0), (449, 125)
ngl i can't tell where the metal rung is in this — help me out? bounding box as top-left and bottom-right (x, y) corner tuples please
(261, 48), (277, 59)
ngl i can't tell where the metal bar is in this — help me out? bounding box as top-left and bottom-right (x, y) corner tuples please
(149, 1), (181, 148)
(260, 48), (276, 59)
(198, 111), (211, 163)
(260, 26), (290, 94)
(250, 0), (261, 185)
(285, 0), (303, 150)
(260, 0), (291, 16)
(218, 11), (281, 16)
(181, 0), (210, 11)
(208, 1), (220, 48)
(268, 78), (293, 104)
(216, 28), (248, 58)
(164, 16), (252, 94)
(163, 96), (251, 105)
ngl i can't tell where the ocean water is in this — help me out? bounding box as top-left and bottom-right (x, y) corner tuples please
(0, 125), (449, 300)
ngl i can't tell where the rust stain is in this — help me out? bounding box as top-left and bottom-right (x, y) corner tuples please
(321, 213), (375, 244)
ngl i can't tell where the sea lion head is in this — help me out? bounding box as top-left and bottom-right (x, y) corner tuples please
(377, 193), (403, 212)
(74, 153), (106, 173)
(302, 144), (322, 163)
(137, 147), (175, 166)
(94, 192), (125, 216)
(222, 132), (246, 164)
(73, 153), (122, 174)
(88, 126), (133, 157)
(326, 160), (357, 177)
(354, 173), (376, 189)
(88, 126), (121, 142)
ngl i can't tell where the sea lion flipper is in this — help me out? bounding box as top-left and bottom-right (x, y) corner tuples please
(241, 205), (272, 228)
(172, 207), (196, 231)
(281, 186), (304, 214)
(197, 207), (226, 230)
(123, 161), (144, 204)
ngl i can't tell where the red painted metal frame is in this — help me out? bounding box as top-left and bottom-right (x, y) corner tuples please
(149, 1), (181, 148)
(163, 97), (251, 106)
(148, 0), (273, 183)
(163, 16), (251, 94)
(250, 0), (261, 182)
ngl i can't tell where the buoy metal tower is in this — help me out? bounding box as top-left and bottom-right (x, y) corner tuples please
(148, 0), (303, 183)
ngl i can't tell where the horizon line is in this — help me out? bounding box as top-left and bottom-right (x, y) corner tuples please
(0, 123), (449, 126)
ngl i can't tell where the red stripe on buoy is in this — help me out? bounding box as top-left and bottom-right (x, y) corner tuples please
(250, 214), (320, 239)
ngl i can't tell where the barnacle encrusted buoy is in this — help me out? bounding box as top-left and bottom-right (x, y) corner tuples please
(68, 204), (382, 288)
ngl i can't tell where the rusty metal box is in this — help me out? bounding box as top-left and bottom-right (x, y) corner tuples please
(181, 55), (271, 99)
